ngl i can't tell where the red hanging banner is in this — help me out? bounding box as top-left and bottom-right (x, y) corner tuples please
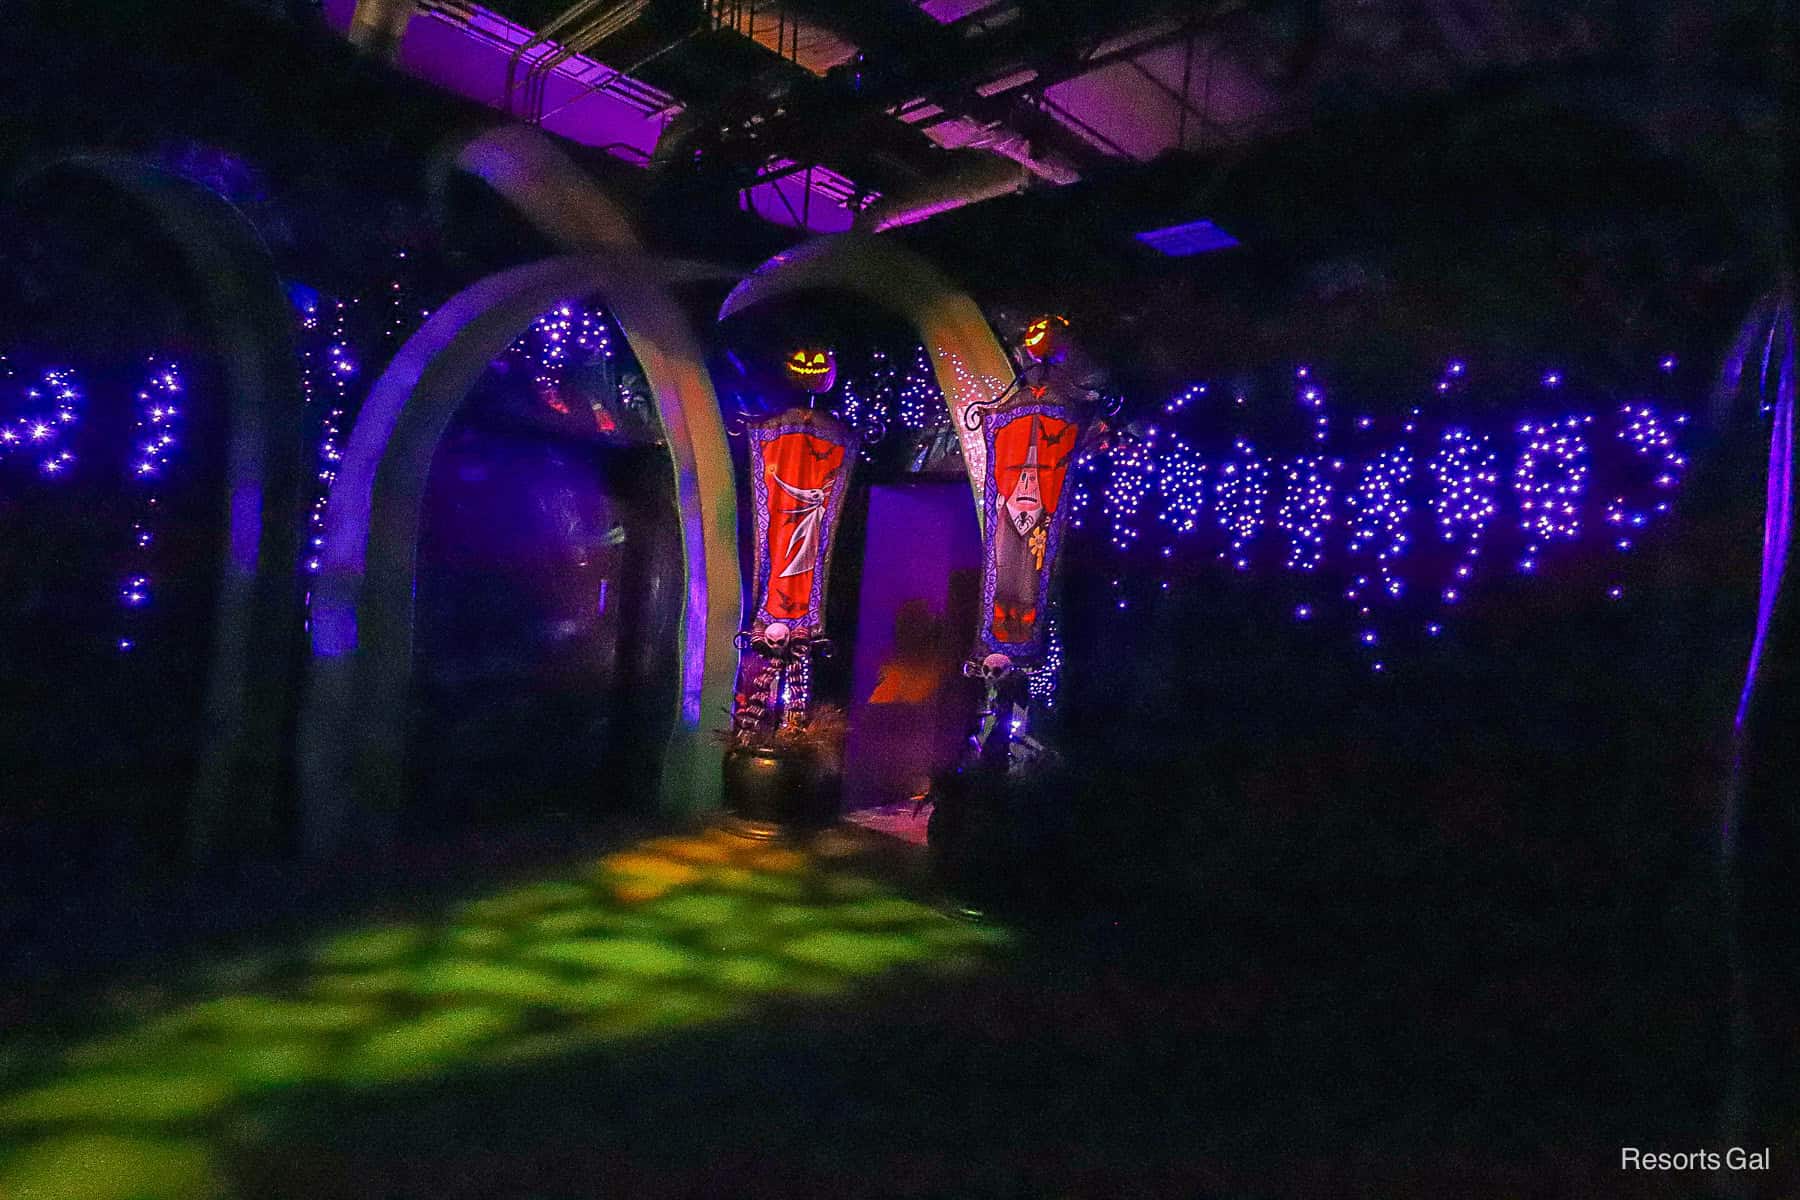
(732, 407), (858, 734)
(978, 404), (1080, 657)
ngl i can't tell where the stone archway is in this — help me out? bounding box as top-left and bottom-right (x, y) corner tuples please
(11, 155), (307, 863)
(718, 234), (1016, 535)
(718, 235), (1022, 815)
(297, 253), (741, 858)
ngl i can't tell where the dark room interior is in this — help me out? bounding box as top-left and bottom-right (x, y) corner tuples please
(0, 1), (1795, 1196)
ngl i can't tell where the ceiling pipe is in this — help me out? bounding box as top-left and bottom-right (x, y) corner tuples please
(504, 0), (607, 113)
(912, 116), (1082, 185)
(850, 149), (1030, 232)
(519, 1), (649, 123)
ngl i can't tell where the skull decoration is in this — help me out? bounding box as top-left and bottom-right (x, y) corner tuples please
(963, 651), (1018, 683)
(1019, 314), (1070, 364)
(783, 346), (838, 394)
(731, 621), (809, 740)
(741, 619), (830, 662)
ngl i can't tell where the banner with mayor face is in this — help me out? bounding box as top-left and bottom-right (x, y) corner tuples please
(977, 402), (1079, 659)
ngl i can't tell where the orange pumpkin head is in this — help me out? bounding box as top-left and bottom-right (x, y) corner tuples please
(1020, 314), (1070, 364)
(783, 346), (837, 393)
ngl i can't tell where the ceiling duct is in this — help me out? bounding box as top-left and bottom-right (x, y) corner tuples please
(905, 112), (1081, 186)
(851, 149), (1029, 232)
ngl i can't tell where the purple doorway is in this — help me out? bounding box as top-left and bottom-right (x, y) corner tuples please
(842, 482), (984, 815)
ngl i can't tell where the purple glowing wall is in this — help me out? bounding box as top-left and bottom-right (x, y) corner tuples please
(842, 482), (984, 809)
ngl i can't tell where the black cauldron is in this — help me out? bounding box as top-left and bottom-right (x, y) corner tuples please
(722, 745), (840, 829)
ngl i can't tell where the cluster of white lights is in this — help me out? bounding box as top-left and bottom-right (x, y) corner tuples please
(130, 362), (182, 481)
(1513, 415), (1592, 557)
(1066, 448), (1098, 530)
(1028, 609), (1063, 709)
(1605, 403), (1688, 536)
(1296, 366), (1330, 443)
(0, 362), (83, 476)
(1344, 445), (1413, 612)
(1103, 437), (1154, 551)
(1427, 427), (1499, 602)
(383, 249), (422, 346)
(778, 650), (811, 722)
(941, 348), (1009, 488)
(1346, 447), (1413, 564)
(897, 345), (939, 429)
(1074, 355), (1694, 672)
(1156, 435), (1207, 534)
(833, 349), (882, 435)
(1214, 439), (1269, 571)
(300, 296), (356, 584)
(943, 351), (1006, 416)
(296, 273), (427, 609)
(117, 358), (185, 651)
(1275, 455), (1336, 571)
(833, 373), (867, 444)
(526, 302), (614, 392)
(1013, 352), (1698, 683)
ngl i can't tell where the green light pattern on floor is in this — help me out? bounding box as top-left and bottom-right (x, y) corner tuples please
(0, 830), (1010, 1199)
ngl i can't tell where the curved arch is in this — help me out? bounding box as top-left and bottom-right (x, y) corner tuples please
(298, 254), (741, 858)
(11, 155), (307, 864)
(439, 122), (646, 254)
(719, 234), (1016, 531)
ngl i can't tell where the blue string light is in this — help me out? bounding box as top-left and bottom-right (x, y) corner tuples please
(1275, 455), (1336, 571)
(1214, 438), (1268, 572)
(1513, 414), (1592, 552)
(1156, 434), (1207, 536)
(1075, 358), (1691, 669)
(1104, 436), (1154, 551)
(1427, 426), (1499, 603)
(1028, 609), (1063, 709)
(1164, 382), (1206, 416)
(0, 362), (83, 477)
(1606, 402), (1688, 533)
(896, 345), (938, 429)
(299, 294), (352, 583)
(1345, 445), (1413, 600)
(116, 358), (184, 651)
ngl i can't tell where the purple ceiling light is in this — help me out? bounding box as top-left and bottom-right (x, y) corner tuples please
(1135, 218), (1240, 257)
(917, 0), (1009, 23)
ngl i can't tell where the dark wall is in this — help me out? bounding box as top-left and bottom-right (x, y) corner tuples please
(408, 353), (682, 837)
(0, 194), (229, 892)
(1048, 402), (1769, 910)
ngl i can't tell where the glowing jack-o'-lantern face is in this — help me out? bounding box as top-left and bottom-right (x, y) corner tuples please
(1020, 314), (1070, 363)
(783, 347), (837, 393)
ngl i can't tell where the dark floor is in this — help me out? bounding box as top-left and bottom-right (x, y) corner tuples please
(0, 816), (1791, 1200)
